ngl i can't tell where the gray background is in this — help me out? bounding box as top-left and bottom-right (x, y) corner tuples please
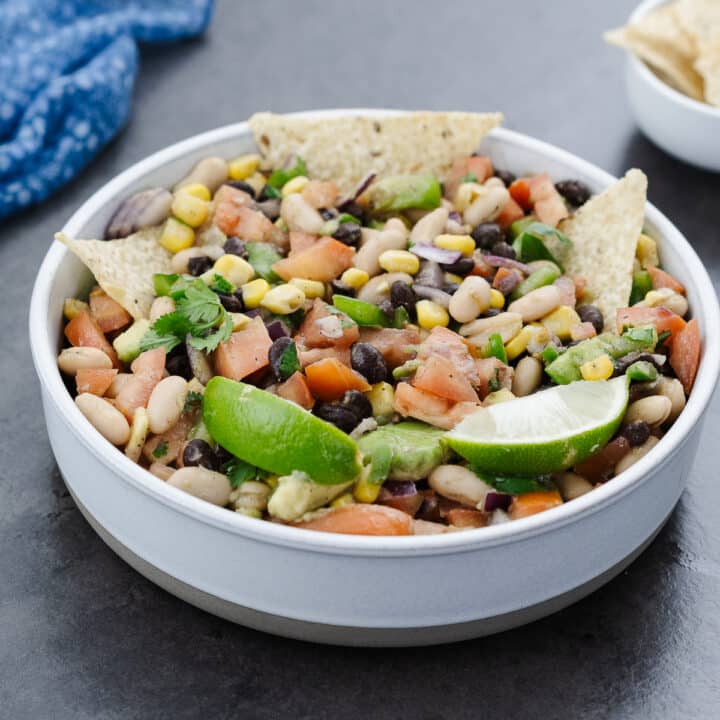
(2, 1), (720, 718)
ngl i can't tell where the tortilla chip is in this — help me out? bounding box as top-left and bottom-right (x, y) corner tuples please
(677, 0), (720, 43)
(560, 169), (648, 330)
(57, 228), (172, 319)
(695, 35), (720, 106)
(249, 112), (503, 197)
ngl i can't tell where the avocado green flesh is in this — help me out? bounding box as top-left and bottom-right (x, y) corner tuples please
(113, 319), (151, 363)
(357, 421), (449, 482)
(367, 174), (441, 212)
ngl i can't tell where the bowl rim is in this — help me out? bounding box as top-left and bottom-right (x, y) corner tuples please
(29, 108), (720, 557)
(627, 0), (720, 118)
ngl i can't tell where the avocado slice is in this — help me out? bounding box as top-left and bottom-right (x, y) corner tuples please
(113, 318), (151, 363)
(357, 421), (449, 483)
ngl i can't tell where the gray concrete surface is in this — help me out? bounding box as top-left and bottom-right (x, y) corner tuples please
(1, 1), (719, 717)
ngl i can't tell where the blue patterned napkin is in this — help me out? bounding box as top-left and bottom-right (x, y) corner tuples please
(0, 0), (214, 220)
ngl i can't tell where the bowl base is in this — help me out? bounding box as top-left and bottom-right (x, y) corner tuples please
(69, 486), (669, 647)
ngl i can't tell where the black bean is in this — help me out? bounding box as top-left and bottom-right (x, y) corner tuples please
(577, 304), (604, 335)
(223, 237), (247, 257)
(440, 256), (475, 275)
(555, 180), (591, 207)
(258, 185), (278, 202)
(319, 208), (337, 221)
(214, 445), (234, 466)
(330, 280), (355, 297)
(622, 421), (651, 447)
(351, 342), (388, 384)
(471, 222), (504, 249)
(268, 337), (296, 381)
(490, 241), (517, 259)
(480, 308), (502, 318)
(256, 198), (281, 221)
(389, 281), (416, 314)
(183, 439), (220, 471)
(414, 260), (444, 288)
(223, 180), (256, 198)
(494, 169), (516, 187)
(187, 255), (213, 276)
(332, 222), (362, 246)
(379, 299), (395, 319)
(336, 200), (366, 224)
(217, 292), (244, 313)
(444, 283), (461, 295)
(314, 403), (362, 434)
(166, 345), (192, 380)
(341, 389), (373, 420)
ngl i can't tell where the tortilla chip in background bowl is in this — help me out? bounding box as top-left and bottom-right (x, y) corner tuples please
(57, 228), (172, 319)
(249, 111), (503, 197)
(695, 34), (720, 107)
(560, 169), (648, 330)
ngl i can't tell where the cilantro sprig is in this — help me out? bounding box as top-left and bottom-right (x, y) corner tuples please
(224, 457), (268, 489)
(140, 276), (234, 354)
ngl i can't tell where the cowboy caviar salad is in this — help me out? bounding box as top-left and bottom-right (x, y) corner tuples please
(55, 112), (700, 536)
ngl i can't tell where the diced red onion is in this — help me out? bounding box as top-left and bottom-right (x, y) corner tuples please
(378, 482), (423, 516)
(338, 172), (377, 207)
(482, 255), (531, 274)
(493, 269), (522, 295)
(265, 319), (291, 340)
(410, 244), (463, 264)
(382, 480), (417, 497)
(484, 492), (512, 512)
(448, 211), (463, 224)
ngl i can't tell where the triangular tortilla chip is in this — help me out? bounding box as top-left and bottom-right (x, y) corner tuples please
(57, 228), (172, 319)
(677, 0), (720, 43)
(560, 169), (648, 330)
(249, 111), (503, 197)
(695, 34), (720, 106)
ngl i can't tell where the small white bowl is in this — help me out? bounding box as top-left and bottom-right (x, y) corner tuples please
(29, 110), (720, 646)
(625, 0), (720, 172)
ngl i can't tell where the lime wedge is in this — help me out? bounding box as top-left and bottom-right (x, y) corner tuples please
(446, 377), (629, 476)
(203, 377), (361, 484)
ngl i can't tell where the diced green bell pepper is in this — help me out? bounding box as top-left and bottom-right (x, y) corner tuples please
(486, 332), (508, 363)
(366, 173), (442, 213)
(332, 295), (390, 327)
(153, 273), (180, 297)
(629, 270), (653, 305)
(510, 265), (560, 299)
(625, 360), (659, 382)
(267, 156), (307, 189)
(509, 216), (536, 239)
(511, 222), (571, 271)
(246, 242), (282, 282)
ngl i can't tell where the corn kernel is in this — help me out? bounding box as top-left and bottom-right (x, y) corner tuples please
(541, 305), (581, 341)
(331, 493), (355, 509)
(378, 249), (420, 275)
(504, 325), (535, 360)
(580, 354), (614, 381)
(434, 233), (475, 257)
(159, 217), (195, 253)
(365, 382), (395, 420)
(265, 476), (279, 490)
(213, 253), (255, 286)
(241, 278), (270, 308)
(179, 182), (211, 201)
(489, 289), (505, 309)
(354, 476), (382, 503)
(260, 284), (306, 314)
(235, 507), (263, 519)
(341, 268), (370, 289)
(281, 175), (309, 196)
(289, 278), (325, 299)
(444, 272), (463, 285)
(416, 299), (450, 330)
(229, 312), (251, 331)
(636, 233), (659, 269)
(63, 298), (89, 320)
(171, 191), (209, 228)
(245, 172), (267, 194)
(484, 388), (515, 405)
(228, 153), (261, 181)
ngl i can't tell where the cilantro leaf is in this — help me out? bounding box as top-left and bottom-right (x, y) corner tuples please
(188, 313), (233, 353)
(460, 171), (478, 184)
(209, 274), (234, 294)
(152, 440), (168, 459)
(224, 457), (268, 489)
(267, 156), (307, 189)
(177, 282), (224, 326)
(184, 390), (203, 412)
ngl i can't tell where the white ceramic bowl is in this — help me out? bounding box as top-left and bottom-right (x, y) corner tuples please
(29, 110), (720, 646)
(625, 0), (720, 172)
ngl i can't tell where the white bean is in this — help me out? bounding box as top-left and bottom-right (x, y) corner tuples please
(280, 193), (325, 234)
(57, 346), (112, 376)
(459, 312), (523, 348)
(75, 393), (130, 446)
(149, 462), (175, 481)
(507, 285), (562, 322)
(409, 207), (448, 245)
(623, 395), (672, 428)
(356, 272), (413, 304)
(661, 292), (688, 317)
(354, 219), (409, 276)
(483, 177), (506, 189)
(448, 276), (491, 323)
(615, 436), (660, 475)
(147, 376), (188, 434)
(230, 480), (271, 513)
(413, 519), (451, 535)
(429, 465), (493, 508)
(175, 156), (228, 193)
(512, 356), (543, 397)
(554, 472), (593, 501)
(655, 376), (686, 422)
(170, 245), (224, 274)
(125, 407), (149, 463)
(463, 186), (510, 226)
(149, 296), (177, 322)
(167, 466), (232, 506)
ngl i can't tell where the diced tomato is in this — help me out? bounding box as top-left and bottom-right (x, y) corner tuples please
(574, 437), (630, 483)
(616, 306), (686, 341)
(670, 318), (700, 394)
(508, 178), (532, 210)
(445, 508), (487, 528)
(393, 382), (454, 429)
(298, 346), (352, 368)
(571, 274), (588, 302)
(377, 487), (424, 516)
(444, 155), (494, 200)
(116, 348), (166, 419)
(304, 357), (370, 401)
(417, 327), (477, 386)
(295, 299), (359, 349)
(357, 327), (421, 368)
(64, 311), (119, 367)
(412, 355), (479, 403)
(469, 255), (495, 279)
(289, 231), (319, 255)
(554, 276), (577, 307)
(492, 266), (522, 294)
(213, 317), (273, 382)
(142, 410), (198, 466)
(130, 347), (166, 378)
(75, 368), (118, 396)
(233, 206), (274, 242)
(301, 180), (339, 209)
(646, 265), (686, 295)
(475, 357), (512, 399)
(527, 173), (568, 227)
(495, 196), (525, 229)
(276, 371), (315, 410)
(292, 504), (413, 536)
(272, 237), (355, 282)
(88, 287), (131, 333)
(509, 490), (563, 520)
(212, 184), (254, 235)
(105, 372), (132, 398)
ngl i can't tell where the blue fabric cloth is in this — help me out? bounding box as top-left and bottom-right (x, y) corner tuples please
(0, 0), (214, 220)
